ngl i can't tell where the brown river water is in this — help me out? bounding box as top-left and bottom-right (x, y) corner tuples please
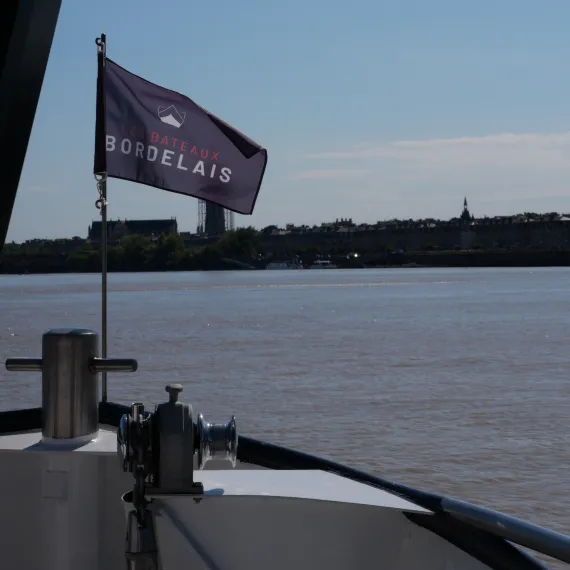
(1, 267), (569, 567)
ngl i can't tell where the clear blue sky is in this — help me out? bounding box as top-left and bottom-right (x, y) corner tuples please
(8, 0), (570, 242)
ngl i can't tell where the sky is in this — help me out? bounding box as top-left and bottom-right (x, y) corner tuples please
(8, 0), (570, 242)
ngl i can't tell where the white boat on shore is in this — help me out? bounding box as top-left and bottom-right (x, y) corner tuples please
(309, 259), (338, 269)
(265, 260), (303, 269)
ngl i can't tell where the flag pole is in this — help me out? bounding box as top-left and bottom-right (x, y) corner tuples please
(95, 33), (109, 402)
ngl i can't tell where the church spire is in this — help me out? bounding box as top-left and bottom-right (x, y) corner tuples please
(460, 197), (472, 221)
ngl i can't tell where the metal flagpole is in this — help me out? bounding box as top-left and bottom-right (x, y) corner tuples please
(95, 174), (108, 401)
(95, 33), (109, 402)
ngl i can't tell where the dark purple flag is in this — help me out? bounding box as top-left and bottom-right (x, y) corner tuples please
(94, 58), (267, 215)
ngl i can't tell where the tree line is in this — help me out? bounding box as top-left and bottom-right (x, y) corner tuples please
(0, 229), (267, 274)
(3, 226), (570, 274)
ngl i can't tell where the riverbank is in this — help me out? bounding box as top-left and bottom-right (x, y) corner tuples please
(2, 248), (570, 274)
(368, 249), (570, 268)
(3, 230), (570, 274)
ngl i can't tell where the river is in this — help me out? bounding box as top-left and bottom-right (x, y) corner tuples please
(1, 267), (569, 567)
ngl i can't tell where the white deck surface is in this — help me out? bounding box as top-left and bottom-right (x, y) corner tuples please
(0, 427), (495, 569)
(189, 469), (430, 512)
(0, 427), (429, 512)
(0, 427), (117, 453)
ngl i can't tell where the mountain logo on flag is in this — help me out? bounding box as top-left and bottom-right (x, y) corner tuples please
(157, 105), (186, 128)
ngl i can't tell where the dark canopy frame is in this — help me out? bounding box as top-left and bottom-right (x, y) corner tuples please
(0, 0), (61, 250)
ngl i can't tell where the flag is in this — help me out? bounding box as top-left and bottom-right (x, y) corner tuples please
(94, 57), (267, 215)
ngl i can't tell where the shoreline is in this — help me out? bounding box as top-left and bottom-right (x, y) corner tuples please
(3, 243), (570, 275)
(2, 263), (569, 277)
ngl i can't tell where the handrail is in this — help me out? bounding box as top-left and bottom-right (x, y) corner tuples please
(441, 496), (570, 564)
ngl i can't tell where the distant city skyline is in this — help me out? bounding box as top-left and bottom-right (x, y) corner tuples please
(11, 206), (570, 245)
(7, 0), (570, 243)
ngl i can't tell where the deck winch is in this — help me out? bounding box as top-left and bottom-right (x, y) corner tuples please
(117, 383), (237, 509)
(117, 383), (238, 569)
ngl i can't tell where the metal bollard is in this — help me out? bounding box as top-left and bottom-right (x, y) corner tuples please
(5, 328), (137, 440)
(43, 329), (98, 440)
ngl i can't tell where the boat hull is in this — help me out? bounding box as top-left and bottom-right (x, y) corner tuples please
(0, 403), (561, 570)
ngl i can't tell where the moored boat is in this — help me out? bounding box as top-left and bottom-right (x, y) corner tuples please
(309, 259), (338, 269)
(265, 260), (303, 269)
